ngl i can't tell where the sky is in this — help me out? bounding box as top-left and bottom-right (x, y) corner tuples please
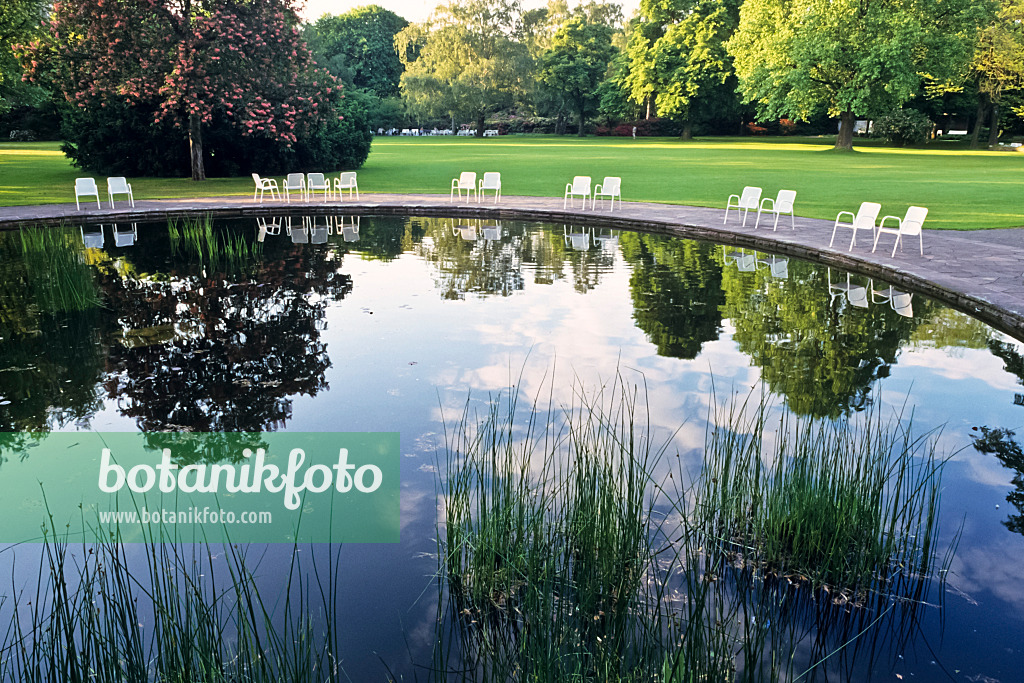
(300, 0), (641, 24)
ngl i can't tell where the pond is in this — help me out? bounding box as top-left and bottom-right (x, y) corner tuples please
(0, 214), (1022, 681)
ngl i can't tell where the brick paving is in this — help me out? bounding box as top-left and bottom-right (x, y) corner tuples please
(1, 193), (1023, 339)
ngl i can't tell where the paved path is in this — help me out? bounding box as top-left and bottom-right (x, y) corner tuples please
(2, 194), (1023, 339)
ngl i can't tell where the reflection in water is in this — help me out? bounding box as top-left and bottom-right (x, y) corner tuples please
(972, 427), (1024, 536)
(1, 216), (1023, 680)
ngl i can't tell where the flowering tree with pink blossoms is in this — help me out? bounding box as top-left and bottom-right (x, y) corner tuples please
(21, 0), (339, 180)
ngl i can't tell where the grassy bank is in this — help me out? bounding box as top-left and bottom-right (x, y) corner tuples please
(2, 136), (1022, 229)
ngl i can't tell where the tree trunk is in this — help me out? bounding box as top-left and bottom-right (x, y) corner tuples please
(680, 120), (692, 140)
(988, 103), (1000, 147)
(576, 100), (586, 138)
(189, 113), (205, 181)
(834, 110), (855, 151)
(645, 95), (656, 120)
(970, 95), (986, 150)
(556, 112), (565, 136)
(475, 112), (485, 138)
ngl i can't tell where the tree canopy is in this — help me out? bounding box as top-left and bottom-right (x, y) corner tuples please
(19, 0), (349, 179)
(727, 0), (991, 149)
(540, 12), (616, 137)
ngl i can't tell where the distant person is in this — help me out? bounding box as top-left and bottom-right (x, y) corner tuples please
(632, 126), (637, 139)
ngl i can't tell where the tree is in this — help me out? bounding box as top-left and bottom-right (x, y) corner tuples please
(727, 0), (989, 151)
(540, 13), (616, 137)
(0, 0), (47, 114)
(20, 0), (338, 180)
(626, 0), (741, 139)
(396, 0), (531, 135)
(968, 0), (1024, 147)
(303, 5), (409, 97)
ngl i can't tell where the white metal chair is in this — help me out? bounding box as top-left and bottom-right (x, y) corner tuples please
(872, 285), (914, 317)
(757, 254), (789, 279)
(251, 173), (279, 202)
(564, 176), (591, 209)
(873, 206), (927, 257)
(306, 173), (331, 203)
(451, 172), (477, 202)
(335, 172), (359, 199)
(339, 216), (360, 242)
(830, 201), (881, 250)
(482, 223), (502, 240)
(107, 177), (134, 208)
(755, 189), (796, 230)
(453, 223), (478, 241)
(80, 224), (104, 249)
(283, 173), (306, 202)
(592, 177), (621, 210)
(724, 186), (762, 226)
(478, 172), (501, 203)
(75, 178), (101, 210)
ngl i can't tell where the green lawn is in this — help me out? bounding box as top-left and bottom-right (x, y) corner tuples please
(2, 136), (1022, 229)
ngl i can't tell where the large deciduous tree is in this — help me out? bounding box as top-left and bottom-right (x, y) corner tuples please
(968, 0), (1024, 147)
(626, 0), (741, 139)
(727, 0), (989, 150)
(396, 0), (531, 135)
(304, 5), (409, 97)
(20, 0), (338, 180)
(540, 13), (616, 137)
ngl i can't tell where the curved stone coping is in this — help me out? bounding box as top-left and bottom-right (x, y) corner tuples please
(3, 193), (1024, 341)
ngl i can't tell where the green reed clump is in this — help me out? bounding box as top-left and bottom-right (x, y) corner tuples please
(697, 393), (944, 599)
(18, 225), (101, 314)
(0, 523), (341, 683)
(168, 215), (263, 274)
(437, 375), (744, 682)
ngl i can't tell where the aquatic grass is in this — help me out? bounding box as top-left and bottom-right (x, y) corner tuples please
(436, 376), (953, 682)
(168, 215), (263, 275)
(0, 520), (342, 683)
(18, 225), (101, 314)
(696, 390), (946, 600)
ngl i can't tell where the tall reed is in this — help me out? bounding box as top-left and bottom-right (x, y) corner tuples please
(168, 216), (263, 274)
(19, 225), (101, 314)
(0, 521), (341, 682)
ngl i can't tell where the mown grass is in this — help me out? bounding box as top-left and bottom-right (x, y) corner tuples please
(2, 137), (1022, 229)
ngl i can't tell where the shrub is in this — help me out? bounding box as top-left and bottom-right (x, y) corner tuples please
(875, 109), (934, 146)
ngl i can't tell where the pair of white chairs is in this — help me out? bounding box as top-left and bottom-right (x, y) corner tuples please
(450, 172), (502, 203)
(75, 177), (134, 209)
(830, 202), (927, 256)
(724, 187), (796, 230)
(564, 176), (622, 210)
(279, 172), (359, 203)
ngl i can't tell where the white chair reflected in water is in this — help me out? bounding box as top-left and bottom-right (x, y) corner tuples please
(285, 216), (308, 243)
(306, 215), (330, 244)
(757, 254), (789, 279)
(482, 222), (502, 241)
(723, 247), (756, 272)
(112, 223), (138, 247)
(338, 216), (360, 242)
(828, 267), (869, 308)
(564, 225), (591, 251)
(256, 217), (283, 242)
(80, 224), (104, 249)
(872, 284), (914, 318)
(594, 228), (619, 252)
(453, 222), (478, 241)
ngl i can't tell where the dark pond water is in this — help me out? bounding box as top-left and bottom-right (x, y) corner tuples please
(1, 215), (1023, 681)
